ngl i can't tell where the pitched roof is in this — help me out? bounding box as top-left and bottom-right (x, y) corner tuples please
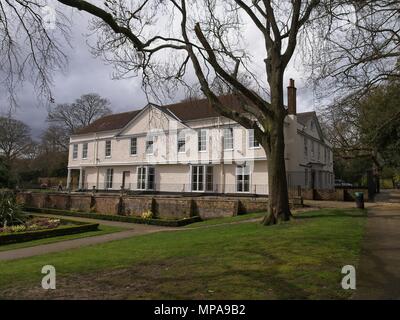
(74, 94), (247, 135)
(160, 94), (246, 121)
(75, 110), (142, 135)
(75, 95), (317, 135)
(297, 111), (316, 126)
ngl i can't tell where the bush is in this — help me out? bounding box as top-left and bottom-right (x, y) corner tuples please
(0, 192), (24, 228)
(141, 210), (154, 220)
(25, 207), (202, 227)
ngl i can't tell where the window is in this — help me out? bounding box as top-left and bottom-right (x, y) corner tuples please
(236, 165), (250, 193)
(105, 140), (111, 157)
(324, 147), (328, 164)
(304, 137), (308, 158)
(106, 168), (113, 189)
(146, 136), (154, 154)
(248, 130), (260, 148)
(82, 143), (88, 159)
(192, 165), (204, 191)
(191, 165), (213, 192)
(198, 129), (207, 152)
(311, 141), (315, 158)
(310, 120), (315, 131)
(305, 169), (309, 188)
(206, 166), (213, 192)
(317, 144), (321, 160)
(72, 144), (78, 160)
(177, 131), (186, 153)
(130, 137), (137, 156)
(223, 128), (234, 150)
(137, 167), (155, 190)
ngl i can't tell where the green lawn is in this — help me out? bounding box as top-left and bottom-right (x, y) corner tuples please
(0, 225), (124, 252)
(187, 212), (265, 227)
(0, 208), (367, 300)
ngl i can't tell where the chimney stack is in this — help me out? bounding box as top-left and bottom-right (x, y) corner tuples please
(287, 78), (297, 115)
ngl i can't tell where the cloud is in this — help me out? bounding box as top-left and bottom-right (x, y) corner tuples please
(0, 5), (319, 140)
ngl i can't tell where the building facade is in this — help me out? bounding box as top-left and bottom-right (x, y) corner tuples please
(67, 82), (334, 195)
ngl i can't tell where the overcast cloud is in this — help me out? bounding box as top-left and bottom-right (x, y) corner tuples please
(0, 7), (318, 140)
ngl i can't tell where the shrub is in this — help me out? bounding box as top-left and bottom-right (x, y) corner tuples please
(141, 210), (154, 220)
(0, 192), (24, 228)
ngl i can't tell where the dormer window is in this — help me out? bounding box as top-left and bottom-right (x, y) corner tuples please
(310, 120), (315, 131)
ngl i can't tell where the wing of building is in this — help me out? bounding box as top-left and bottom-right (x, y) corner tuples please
(67, 81), (334, 195)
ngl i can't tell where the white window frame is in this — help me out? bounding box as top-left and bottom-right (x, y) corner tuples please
(72, 144), (78, 160)
(146, 136), (154, 155)
(105, 168), (113, 189)
(105, 140), (112, 158)
(248, 130), (260, 149)
(191, 165), (213, 192)
(177, 131), (186, 153)
(198, 129), (207, 152)
(130, 137), (137, 156)
(136, 166), (155, 190)
(236, 164), (251, 193)
(223, 128), (234, 150)
(82, 143), (88, 159)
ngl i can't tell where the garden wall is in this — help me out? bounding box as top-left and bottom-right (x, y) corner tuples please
(193, 199), (239, 219)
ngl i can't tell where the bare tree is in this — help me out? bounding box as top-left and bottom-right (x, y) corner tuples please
(0, 0), (70, 106)
(53, 0), (332, 225)
(307, 0), (400, 99)
(47, 93), (112, 134)
(0, 116), (33, 165)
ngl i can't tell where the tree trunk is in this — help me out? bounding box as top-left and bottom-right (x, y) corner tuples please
(262, 120), (292, 225)
(262, 66), (292, 225)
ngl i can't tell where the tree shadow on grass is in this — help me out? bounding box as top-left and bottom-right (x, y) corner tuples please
(294, 209), (367, 220)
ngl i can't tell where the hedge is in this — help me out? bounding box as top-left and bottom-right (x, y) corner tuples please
(24, 207), (202, 227)
(0, 223), (99, 245)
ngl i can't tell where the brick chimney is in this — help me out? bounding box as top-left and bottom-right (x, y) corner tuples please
(287, 78), (297, 115)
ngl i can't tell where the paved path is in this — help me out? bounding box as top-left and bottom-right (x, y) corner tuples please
(0, 215), (174, 261)
(353, 189), (400, 300)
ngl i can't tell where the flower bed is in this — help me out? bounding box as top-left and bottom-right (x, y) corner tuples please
(0, 221), (99, 245)
(0, 217), (62, 234)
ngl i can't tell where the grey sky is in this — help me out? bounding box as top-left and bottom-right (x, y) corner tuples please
(1, 7), (317, 140)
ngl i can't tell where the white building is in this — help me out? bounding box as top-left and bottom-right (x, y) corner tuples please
(67, 81), (334, 195)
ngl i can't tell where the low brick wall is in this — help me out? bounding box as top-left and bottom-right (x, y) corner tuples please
(70, 194), (93, 212)
(193, 199), (239, 219)
(238, 198), (268, 214)
(30, 193), (48, 209)
(154, 198), (193, 219)
(93, 196), (121, 215)
(122, 197), (154, 217)
(17, 192), (262, 220)
(47, 194), (70, 210)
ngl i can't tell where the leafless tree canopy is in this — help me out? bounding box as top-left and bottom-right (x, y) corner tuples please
(0, 0), (70, 106)
(306, 0), (400, 98)
(0, 115), (33, 163)
(47, 93), (112, 134)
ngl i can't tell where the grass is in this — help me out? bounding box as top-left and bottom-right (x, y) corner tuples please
(0, 225), (124, 252)
(0, 208), (367, 300)
(187, 212), (265, 227)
